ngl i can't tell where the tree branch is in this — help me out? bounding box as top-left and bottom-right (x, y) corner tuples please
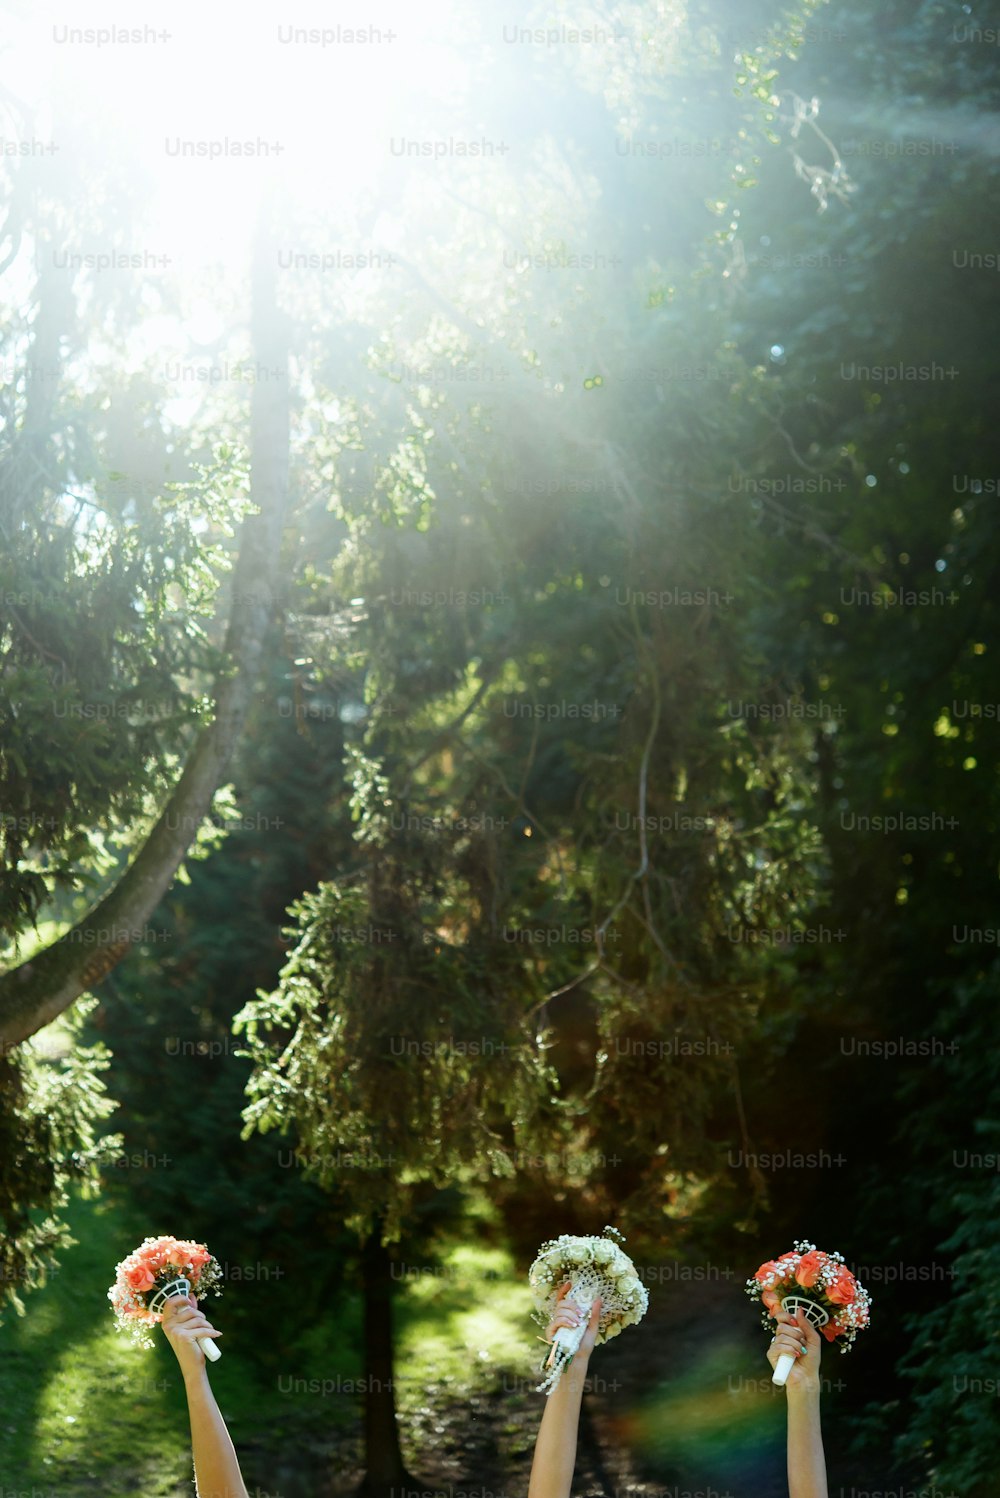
(0, 202), (290, 1049)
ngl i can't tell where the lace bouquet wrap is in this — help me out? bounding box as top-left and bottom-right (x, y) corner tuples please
(109, 1234), (223, 1361)
(529, 1226), (649, 1394)
(746, 1239), (872, 1386)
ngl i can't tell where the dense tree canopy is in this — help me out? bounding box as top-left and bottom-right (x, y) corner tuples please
(1, 1), (999, 1493)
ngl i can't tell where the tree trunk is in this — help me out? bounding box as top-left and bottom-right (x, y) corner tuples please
(359, 1229), (418, 1498)
(0, 201), (290, 1050)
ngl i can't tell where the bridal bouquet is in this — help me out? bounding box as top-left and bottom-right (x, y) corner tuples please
(529, 1226), (649, 1394)
(109, 1235), (224, 1359)
(746, 1239), (872, 1385)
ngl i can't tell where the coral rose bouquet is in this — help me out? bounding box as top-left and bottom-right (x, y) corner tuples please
(746, 1239), (872, 1386)
(109, 1235), (223, 1361)
(528, 1226), (649, 1394)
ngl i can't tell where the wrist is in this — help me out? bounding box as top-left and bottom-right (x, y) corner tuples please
(784, 1380), (821, 1406)
(562, 1350), (591, 1385)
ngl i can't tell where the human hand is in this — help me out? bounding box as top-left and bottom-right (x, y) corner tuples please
(544, 1281), (603, 1361)
(766, 1306), (822, 1396)
(160, 1293), (222, 1380)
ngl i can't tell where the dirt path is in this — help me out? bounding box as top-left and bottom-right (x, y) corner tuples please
(232, 1276), (894, 1498)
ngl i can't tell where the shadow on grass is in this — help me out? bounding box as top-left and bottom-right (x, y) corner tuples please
(0, 1193), (193, 1496)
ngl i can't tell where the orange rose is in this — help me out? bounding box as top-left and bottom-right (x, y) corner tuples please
(754, 1259), (780, 1283)
(825, 1268), (857, 1306)
(794, 1249), (827, 1289)
(180, 1244), (210, 1275)
(820, 1320), (840, 1343)
(125, 1262), (156, 1292)
(762, 1288), (781, 1315)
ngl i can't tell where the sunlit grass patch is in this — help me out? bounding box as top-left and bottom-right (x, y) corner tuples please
(0, 1196), (192, 1495)
(396, 1239), (533, 1391)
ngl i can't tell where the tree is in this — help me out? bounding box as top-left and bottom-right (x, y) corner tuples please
(237, 820), (553, 1495)
(0, 197), (290, 1306)
(0, 209), (289, 1047)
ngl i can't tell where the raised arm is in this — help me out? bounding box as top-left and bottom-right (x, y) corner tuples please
(766, 1307), (829, 1498)
(161, 1294), (249, 1498)
(527, 1283), (602, 1498)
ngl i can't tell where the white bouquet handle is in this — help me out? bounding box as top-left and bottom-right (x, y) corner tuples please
(771, 1295), (828, 1386)
(149, 1275), (222, 1362)
(545, 1287), (596, 1371)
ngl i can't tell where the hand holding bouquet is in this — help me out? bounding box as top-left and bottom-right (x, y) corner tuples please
(109, 1235), (223, 1361)
(529, 1226), (649, 1394)
(746, 1239), (872, 1386)
(765, 1304), (824, 1395)
(161, 1293), (224, 1373)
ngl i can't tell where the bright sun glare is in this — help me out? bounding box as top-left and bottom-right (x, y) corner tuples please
(10, 0), (468, 275)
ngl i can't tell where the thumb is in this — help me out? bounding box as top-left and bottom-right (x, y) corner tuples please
(580, 1295), (602, 1349)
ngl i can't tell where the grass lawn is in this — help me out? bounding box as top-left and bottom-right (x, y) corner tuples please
(0, 1193), (538, 1496)
(0, 1194), (201, 1495)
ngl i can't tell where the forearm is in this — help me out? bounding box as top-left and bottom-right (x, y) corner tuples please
(184, 1370), (249, 1498)
(786, 1390), (828, 1498)
(527, 1352), (591, 1498)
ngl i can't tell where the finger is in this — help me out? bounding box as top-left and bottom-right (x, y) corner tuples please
(162, 1300), (197, 1324)
(555, 1282), (571, 1303)
(183, 1314), (220, 1335)
(165, 1305), (199, 1326)
(170, 1308), (218, 1336)
(580, 1299), (602, 1347)
(795, 1309), (821, 1345)
(770, 1324), (807, 1352)
(162, 1305), (193, 1328)
(791, 1311), (814, 1342)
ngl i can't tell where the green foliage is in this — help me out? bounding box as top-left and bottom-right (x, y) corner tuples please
(871, 971), (1000, 1497)
(0, 999), (120, 1319)
(86, 642), (361, 1362)
(237, 856), (555, 1242)
(2, 0), (1000, 1488)
(896, 1158), (1000, 1498)
(0, 445), (249, 939)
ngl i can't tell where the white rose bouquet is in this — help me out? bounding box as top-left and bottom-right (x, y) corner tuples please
(528, 1226), (649, 1394)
